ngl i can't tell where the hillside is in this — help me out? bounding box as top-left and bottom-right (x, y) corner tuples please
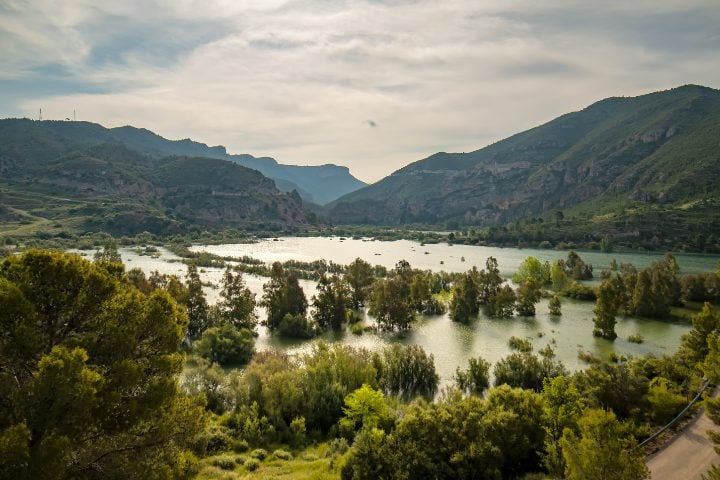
(20, 120), (366, 205)
(0, 119), (311, 237)
(329, 85), (720, 250)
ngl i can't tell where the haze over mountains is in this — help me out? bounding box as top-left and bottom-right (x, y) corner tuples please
(329, 85), (720, 237)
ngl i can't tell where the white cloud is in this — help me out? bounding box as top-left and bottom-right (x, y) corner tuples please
(3, 0), (720, 182)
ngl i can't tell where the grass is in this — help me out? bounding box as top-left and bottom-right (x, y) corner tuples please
(196, 442), (348, 480)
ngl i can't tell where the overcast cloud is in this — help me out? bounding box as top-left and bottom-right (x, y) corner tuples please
(1, 0), (719, 182)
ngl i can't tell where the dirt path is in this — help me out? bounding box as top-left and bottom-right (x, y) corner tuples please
(647, 406), (720, 479)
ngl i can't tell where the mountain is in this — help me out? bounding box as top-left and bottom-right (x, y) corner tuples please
(328, 85), (720, 249)
(24, 120), (366, 205)
(0, 119), (311, 237)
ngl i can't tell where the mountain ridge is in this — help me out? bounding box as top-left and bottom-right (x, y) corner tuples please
(24, 120), (366, 205)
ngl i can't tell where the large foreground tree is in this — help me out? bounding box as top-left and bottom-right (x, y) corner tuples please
(0, 250), (206, 480)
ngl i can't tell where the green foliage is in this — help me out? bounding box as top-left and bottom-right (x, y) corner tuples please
(542, 376), (585, 477)
(0, 250), (207, 478)
(508, 336), (533, 352)
(186, 263), (210, 338)
(593, 279), (619, 340)
(376, 344), (439, 401)
(647, 377), (686, 424)
(628, 333), (644, 343)
(564, 281), (597, 300)
(244, 457), (260, 471)
(261, 262), (309, 334)
(573, 363), (649, 420)
(339, 384), (390, 433)
(218, 266), (256, 330)
(277, 313), (315, 338)
(516, 278), (542, 316)
(561, 409), (649, 480)
(195, 324), (255, 367)
(681, 302), (720, 368)
(493, 350), (567, 392)
(550, 260), (570, 291)
(548, 294), (562, 315)
(369, 276), (414, 330)
(313, 273), (351, 330)
(454, 356), (491, 396)
(345, 258), (375, 308)
(566, 251), (594, 280)
(449, 268), (480, 322)
(486, 284), (516, 317)
(513, 256), (549, 285)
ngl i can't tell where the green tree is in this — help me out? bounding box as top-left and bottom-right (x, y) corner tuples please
(339, 384), (389, 432)
(449, 270), (479, 322)
(454, 356), (490, 395)
(681, 302), (719, 367)
(312, 274), (350, 330)
(593, 279), (619, 340)
(647, 377), (686, 424)
(512, 256), (549, 285)
(516, 278), (542, 316)
(218, 266), (256, 330)
(195, 324), (255, 367)
(486, 284), (516, 317)
(186, 262), (209, 338)
(345, 258), (374, 309)
(0, 250), (206, 479)
(261, 262), (308, 332)
(549, 294), (562, 315)
(542, 376), (585, 477)
(478, 256), (503, 304)
(369, 276), (414, 330)
(376, 344), (439, 401)
(493, 351), (566, 392)
(550, 260), (569, 291)
(561, 409), (649, 480)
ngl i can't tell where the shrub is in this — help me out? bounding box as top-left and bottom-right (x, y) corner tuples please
(250, 448), (268, 460)
(272, 449), (293, 461)
(231, 439), (249, 453)
(628, 334), (644, 344)
(212, 456), (236, 471)
(508, 336), (533, 352)
(325, 437), (350, 458)
(350, 322), (364, 335)
(244, 457), (261, 471)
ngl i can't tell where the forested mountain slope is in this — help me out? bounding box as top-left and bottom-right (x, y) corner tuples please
(0, 120), (310, 236)
(10, 119), (366, 204)
(329, 85), (720, 248)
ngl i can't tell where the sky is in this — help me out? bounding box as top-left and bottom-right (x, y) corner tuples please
(1, 0), (719, 183)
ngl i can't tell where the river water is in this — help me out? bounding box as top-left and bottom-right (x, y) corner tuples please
(74, 237), (720, 386)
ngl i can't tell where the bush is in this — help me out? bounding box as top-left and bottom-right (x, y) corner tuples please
(244, 457), (261, 471)
(212, 456), (236, 471)
(277, 313), (316, 338)
(195, 324), (255, 366)
(193, 425), (233, 455)
(272, 449), (293, 461)
(628, 334), (644, 344)
(564, 281), (597, 301)
(231, 439), (249, 453)
(508, 336), (533, 352)
(325, 437), (349, 458)
(250, 448), (268, 460)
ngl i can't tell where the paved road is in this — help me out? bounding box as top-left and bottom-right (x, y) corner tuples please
(647, 407), (720, 479)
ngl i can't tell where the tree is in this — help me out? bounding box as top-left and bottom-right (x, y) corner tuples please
(339, 384), (389, 432)
(647, 377), (686, 424)
(368, 276), (414, 330)
(195, 324), (255, 367)
(549, 294), (562, 315)
(478, 257), (503, 305)
(312, 274), (350, 330)
(512, 256), (548, 285)
(454, 356), (490, 395)
(486, 284), (516, 317)
(450, 270), (479, 322)
(376, 344), (439, 401)
(186, 262), (209, 338)
(555, 210), (564, 226)
(551, 260), (569, 291)
(681, 302), (719, 367)
(0, 250), (206, 479)
(561, 409), (649, 480)
(218, 266), (256, 330)
(516, 278), (542, 316)
(345, 258), (374, 309)
(593, 280), (619, 340)
(261, 262), (308, 332)
(493, 351), (566, 392)
(542, 376), (584, 477)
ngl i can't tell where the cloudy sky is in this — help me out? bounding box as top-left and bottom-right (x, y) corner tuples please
(2, 0), (719, 182)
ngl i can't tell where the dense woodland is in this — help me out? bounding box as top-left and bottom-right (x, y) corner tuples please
(2, 244), (720, 479)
